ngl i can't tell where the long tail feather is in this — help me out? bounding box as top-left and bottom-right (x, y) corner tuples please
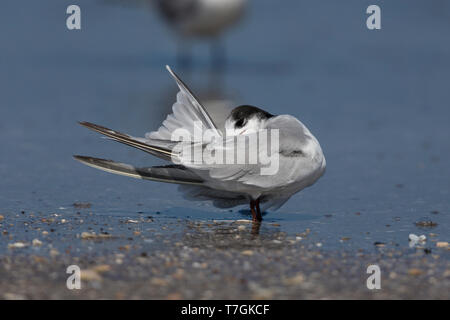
(79, 121), (176, 161)
(73, 155), (204, 185)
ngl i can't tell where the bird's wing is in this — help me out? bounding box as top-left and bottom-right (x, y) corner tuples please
(179, 115), (313, 189)
(147, 66), (222, 141)
(78, 121), (178, 161)
(73, 155), (204, 185)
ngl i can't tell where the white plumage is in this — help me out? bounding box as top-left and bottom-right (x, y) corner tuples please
(75, 66), (326, 221)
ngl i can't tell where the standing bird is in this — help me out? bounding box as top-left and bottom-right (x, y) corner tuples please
(74, 66), (326, 222)
(154, 0), (247, 67)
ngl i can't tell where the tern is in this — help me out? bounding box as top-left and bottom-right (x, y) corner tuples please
(74, 66), (326, 222)
(154, 0), (247, 67)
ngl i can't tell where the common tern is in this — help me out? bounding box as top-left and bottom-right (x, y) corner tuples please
(154, 0), (247, 66)
(74, 66), (326, 222)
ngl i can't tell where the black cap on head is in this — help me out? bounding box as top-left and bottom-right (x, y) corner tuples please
(229, 105), (274, 128)
(230, 105), (274, 122)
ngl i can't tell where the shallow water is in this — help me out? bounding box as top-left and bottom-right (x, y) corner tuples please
(1, 0), (449, 253)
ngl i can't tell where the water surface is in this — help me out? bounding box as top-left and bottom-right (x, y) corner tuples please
(1, 0), (449, 253)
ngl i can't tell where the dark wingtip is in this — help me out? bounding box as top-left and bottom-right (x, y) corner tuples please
(78, 121), (115, 135)
(73, 155), (114, 164)
(73, 155), (98, 164)
(78, 121), (95, 128)
(73, 155), (88, 162)
(78, 121), (97, 130)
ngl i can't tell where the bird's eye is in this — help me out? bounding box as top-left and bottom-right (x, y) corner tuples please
(235, 118), (246, 128)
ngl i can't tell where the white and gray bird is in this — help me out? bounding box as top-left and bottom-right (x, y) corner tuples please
(154, 0), (247, 66)
(74, 66), (326, 221)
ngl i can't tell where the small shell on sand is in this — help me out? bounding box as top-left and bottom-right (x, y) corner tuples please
(8, 242), (28, 249)
(436, 242), (448, 248)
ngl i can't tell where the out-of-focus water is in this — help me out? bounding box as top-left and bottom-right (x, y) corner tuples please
(1, 0), (449, 251)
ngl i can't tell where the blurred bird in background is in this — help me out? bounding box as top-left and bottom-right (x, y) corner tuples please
(154, 0), (247, 68)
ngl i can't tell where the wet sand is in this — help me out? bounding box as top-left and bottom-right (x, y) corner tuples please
(1, 210), (448, 299)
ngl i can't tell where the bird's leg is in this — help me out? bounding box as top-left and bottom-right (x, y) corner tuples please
(248, 201), (261, 235)
(250, 199), (263, 222)
(255, 198), (263, 222)
(250, 200), (257, 221)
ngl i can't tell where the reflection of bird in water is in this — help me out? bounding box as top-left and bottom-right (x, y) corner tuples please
(154, 0), (247, 68)
(75, 66), (326, 222)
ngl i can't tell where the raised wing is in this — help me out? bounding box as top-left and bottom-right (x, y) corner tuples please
(147, 66), (222, 141)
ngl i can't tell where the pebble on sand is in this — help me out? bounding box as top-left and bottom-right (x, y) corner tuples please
(8, 242), (28, 249)
(50, 249), (59, 257)
(436, 242), (448, 248)
(235, 219), (252, 224)
(241, 250), (254, 256)
(92, 264), (112, 273)
(284, 273), (305, 286)
(81, 270), (102, 282)
(407, 268), (424, 276)
(80, 232), (112, 240)
(32, 239), (43, 246)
